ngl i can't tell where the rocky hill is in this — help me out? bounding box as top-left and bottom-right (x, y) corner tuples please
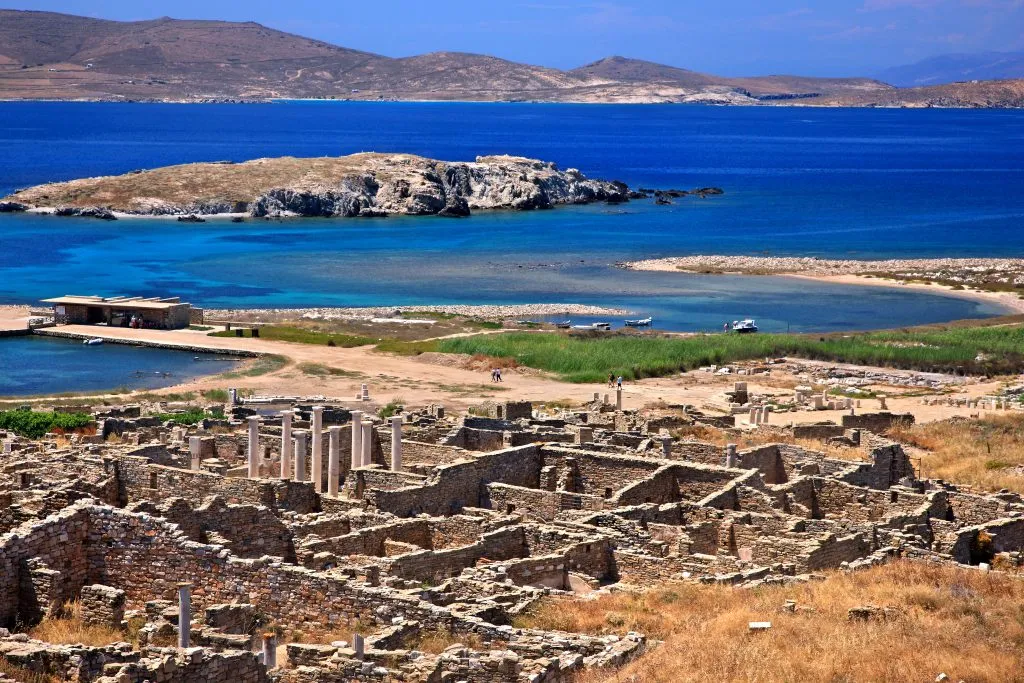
(0, 10), (1020, 107)
(1, 153), (630, 218)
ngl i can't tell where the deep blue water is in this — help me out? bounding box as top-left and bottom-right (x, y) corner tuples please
(0, 336), (240, 396)
(0, 101), (1022, 332)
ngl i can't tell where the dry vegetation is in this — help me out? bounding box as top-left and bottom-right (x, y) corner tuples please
(6, 153), (430, 209)
(515, 561), (1024, 683)
(26, 601), (124, 647)
(671, 424), (870, 462)
(888, 413), (1024, 493)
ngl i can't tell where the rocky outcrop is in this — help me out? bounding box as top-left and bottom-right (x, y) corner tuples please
(53, 206), (117, 220)
(5, 153), (630, 220)
(0, 201), (28, 212)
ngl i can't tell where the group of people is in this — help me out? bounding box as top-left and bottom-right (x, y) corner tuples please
(127, 314), (144, 329)
(607, 373), (623, 388)
(490, 367), (504, 383)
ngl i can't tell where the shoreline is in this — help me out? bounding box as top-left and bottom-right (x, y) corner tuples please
(621, 255), (1024, 315)
(205, 303), (630, 321)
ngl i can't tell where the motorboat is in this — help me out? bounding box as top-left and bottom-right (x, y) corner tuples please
(731, 319), (758, 334)
(83, 337), (104, 345)
(624, 317), (652, 327)
(554, 321), (572, 329)
(571, 322), (611, 331)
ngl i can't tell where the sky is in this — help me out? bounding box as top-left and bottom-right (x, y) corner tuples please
(12, 0), (1024, 76)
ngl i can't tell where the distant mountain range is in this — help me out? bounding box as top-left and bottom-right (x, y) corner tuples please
(0, 10), (1022, 107)
(877, 51), (1024, 87)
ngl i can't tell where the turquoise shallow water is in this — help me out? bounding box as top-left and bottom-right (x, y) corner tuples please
(0, 101), (1022, 332)
(0, 336), (240, 397)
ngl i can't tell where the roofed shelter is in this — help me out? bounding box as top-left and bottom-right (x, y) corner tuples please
(42, 295), (200, 330)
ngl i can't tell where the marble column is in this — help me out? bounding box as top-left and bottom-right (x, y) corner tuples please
(350, 411), (363, 470)
(328, 426), (341, 496)
(361, 422), (373, 467)
(616, 387), (623, 411)
(247, 416), (260, 479)
(177, 583), (191, 649)
(189, 436), (201, 471)
(279, 411), (292, 480)
(293, 430), (307, 483)
(310, 406), (324, 492)
(725, 443), (737, 468)
(262, 632), (277, 669)
(390, 416), (403, 472)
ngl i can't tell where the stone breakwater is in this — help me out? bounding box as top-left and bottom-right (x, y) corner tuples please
(621, 255), (1024, 287)
(3, 153), (630, 219)
(206, 303), (629, 322)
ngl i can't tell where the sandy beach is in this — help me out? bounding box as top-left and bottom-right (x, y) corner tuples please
(621, 255), (1024, 315)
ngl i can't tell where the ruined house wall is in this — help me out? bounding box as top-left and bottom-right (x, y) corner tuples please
(369, 445), (542, 517)
(541, 449), (663, 498)
(841, 412), (914, 432)
(386, 525), (528, 583)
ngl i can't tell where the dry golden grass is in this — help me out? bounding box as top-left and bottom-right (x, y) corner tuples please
(888, 414), (1024, 493)
(408, 630), (487, 654)
(0, 657), (58, 683)
(27, 601), (124, 647)
(515, 561), (1024, 683)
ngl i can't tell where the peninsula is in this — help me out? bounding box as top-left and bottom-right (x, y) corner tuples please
(1, 153), (629, 218)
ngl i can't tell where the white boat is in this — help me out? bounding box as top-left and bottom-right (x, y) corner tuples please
(624, 317), (652, 327)
(83, 338), (104, 345)
(571, 322), (611, 331)
(732, 319), (758, 334)
(554, 320), (572, 329)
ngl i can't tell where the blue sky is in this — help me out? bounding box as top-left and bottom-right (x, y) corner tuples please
(14, 0), (1024, 76)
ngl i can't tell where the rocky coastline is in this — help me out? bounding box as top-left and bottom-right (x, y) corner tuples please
(1, 153), (632, 220)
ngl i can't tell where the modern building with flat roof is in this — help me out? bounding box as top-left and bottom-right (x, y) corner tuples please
(42, 295), (199, 330)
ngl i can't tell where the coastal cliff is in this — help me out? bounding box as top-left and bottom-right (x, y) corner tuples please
(3, 153), (629, 218)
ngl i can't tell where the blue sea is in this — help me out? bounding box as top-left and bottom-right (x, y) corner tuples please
(1, 101), (1023, 333)
(0, 336), (240, 397)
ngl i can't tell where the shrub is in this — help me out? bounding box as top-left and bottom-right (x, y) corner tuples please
(0, 409), (93, 439)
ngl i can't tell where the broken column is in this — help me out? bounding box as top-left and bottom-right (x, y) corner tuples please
(279, 411), (292, 481)
(177, 582), (191, 649)
(762, 406), (770, 424)
(310, 406), (324, 492)
(262, 632), (277, 669)
(350, 410), (363, 470)
(390, 416), (403, 472)
(293, 430), (307, 483)
(247, 416), (260, 479)
(725, 443), (737, 468)
(189, 436), (201, 471)
(328, 426), (341, 496)
(228, 388), (238, 406)
(362, 421), (373, 467)
(353, 633), (365, 661)
(361, 383), (370, 401)
(749, 406), (757, 423)
(616, 386), (623, 411)
(878, 394), (888, 410)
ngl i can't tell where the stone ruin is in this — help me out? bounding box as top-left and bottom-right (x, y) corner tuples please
(1, 396), (1023, 681)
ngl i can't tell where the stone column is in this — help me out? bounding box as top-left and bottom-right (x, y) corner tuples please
(762, 407), (770, 425)
(362, 422), (373, 467)
(725, 443), (737, 468)
(328, 426), (341, 496)
(749, 406), (757, 423)
(616, 387), (623, 411)
(390, 416), (403, 472)
(353, 633), (365, 661)
(228, 388), (238, 406)
(247, 416), (260, 479)
(280, 412), (293, 481)
(177, 583), (191, 649)
(361, 384), (370, 401)
(350, 411), (363, 470)
(189, 436), (201, 471)
(311, 406), (324, 492)
(262, 632), (277, 669)
(293, 430), (307, 483)
(878, 394), (888, 410)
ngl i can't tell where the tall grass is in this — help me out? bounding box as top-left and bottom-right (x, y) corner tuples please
(438, 325), (1024, 382)
(27, 601), (124, 647)
(889, 413), (1024, 493)
(516, 561), (1024, 683)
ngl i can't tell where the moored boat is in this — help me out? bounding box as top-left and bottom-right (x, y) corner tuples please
(732, 319), (758, 334)
(83, 337), (104, 345)
(624, 317), (652, 327)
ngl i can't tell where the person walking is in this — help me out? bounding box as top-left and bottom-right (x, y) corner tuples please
(496, 368), (503, 383)
(616, 376), (623, 389)
(608, 372), (615, 388)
